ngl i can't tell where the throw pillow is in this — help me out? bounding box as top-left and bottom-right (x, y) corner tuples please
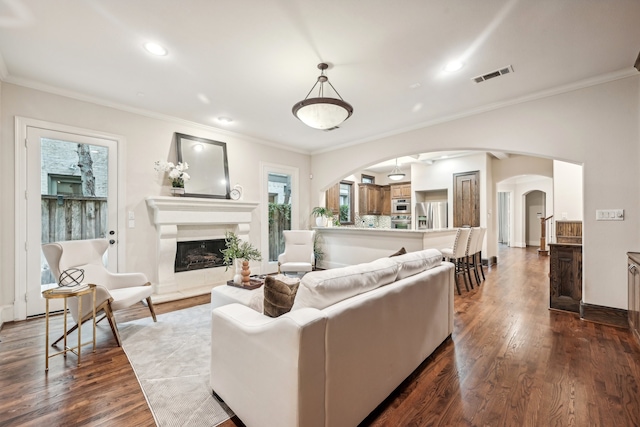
(389, 247), (407, 257)
(263, 274), (300, 318)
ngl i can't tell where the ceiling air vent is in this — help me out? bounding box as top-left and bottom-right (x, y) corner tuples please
(473, 65), (514, 83)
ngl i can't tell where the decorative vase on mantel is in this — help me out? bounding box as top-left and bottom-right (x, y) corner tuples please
(233, 259), (243, 284)
(241, 260), (251, 285)
(170, 180), (185, 196)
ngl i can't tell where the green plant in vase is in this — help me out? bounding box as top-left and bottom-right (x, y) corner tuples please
(311, 206), (332, 227)
(221, 231), (263, 285)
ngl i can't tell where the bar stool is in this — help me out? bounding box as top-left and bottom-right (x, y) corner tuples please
(441, 228), (471, 295)
(465, 227), (482, 288)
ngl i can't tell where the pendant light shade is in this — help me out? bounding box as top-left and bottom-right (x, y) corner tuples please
(292, 63), (353, 130)
(388, 158), (406, 181)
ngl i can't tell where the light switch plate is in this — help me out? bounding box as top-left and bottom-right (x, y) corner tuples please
(596, 209), (624, 221)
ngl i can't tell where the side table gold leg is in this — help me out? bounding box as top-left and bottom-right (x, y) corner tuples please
(92, 287), (96, 352)
(63, 298), (67, 356)
(77, 293), (82, 367)
(45, 298), (49, 372)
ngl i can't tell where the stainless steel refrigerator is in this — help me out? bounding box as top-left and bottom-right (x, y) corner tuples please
(415, 201), (448, 230)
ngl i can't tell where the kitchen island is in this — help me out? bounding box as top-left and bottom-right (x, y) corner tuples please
(314, 227), (457, 269)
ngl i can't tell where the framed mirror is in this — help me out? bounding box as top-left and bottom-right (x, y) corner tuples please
(176, 133), (230, 199)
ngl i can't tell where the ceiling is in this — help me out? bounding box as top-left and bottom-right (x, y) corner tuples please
(1, 0), (639, 156)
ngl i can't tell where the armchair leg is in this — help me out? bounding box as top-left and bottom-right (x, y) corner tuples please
(146, 297), (157, 322)
(103, 303), (122, 347)
(142, 282), (157, 322)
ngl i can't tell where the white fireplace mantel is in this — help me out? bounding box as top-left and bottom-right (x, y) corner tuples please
(146, 196), (259, 226)
(145, 196), (260, 302)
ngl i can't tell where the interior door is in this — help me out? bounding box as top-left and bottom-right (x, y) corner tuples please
(25, 127), (119, 316)
(453, 170), (480, 227)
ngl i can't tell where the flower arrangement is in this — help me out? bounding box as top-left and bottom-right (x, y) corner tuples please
(154, 160), (191, 188)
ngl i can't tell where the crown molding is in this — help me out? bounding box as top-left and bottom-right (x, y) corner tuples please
(311, 68), (639, 155)
(1, 75), (312, 155)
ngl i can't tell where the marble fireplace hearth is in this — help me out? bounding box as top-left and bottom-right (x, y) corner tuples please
(146, 196), (259, 303)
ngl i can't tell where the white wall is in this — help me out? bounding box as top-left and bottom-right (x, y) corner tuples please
(311, 76), (640, 310)
(553, 160), (583, 221)
(496, 177), (553, 248)
(412, 152), (490, 235)
(1, 83), (311, 318)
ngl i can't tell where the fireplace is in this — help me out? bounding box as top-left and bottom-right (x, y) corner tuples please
(146, 196), (259, 302)
(175, 239), (226, 272)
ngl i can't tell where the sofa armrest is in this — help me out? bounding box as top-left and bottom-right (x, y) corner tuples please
(210, 304), (327, 427)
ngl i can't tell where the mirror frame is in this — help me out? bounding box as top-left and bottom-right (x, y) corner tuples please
(176, 133), (231, 199)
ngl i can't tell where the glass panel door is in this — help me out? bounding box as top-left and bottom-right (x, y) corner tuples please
(26, 127), (118, 316)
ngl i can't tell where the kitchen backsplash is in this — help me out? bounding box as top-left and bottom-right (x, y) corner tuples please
(355, 215), (391, 229)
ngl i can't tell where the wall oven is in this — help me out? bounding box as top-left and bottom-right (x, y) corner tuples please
(392, 198), (411, 214)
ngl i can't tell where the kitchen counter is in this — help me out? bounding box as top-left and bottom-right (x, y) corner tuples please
(314, 227), (457, 269)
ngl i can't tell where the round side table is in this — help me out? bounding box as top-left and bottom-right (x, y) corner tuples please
(42, 284), (97, 372)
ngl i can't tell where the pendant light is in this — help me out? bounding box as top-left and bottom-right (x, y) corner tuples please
(292, 63), (353, 130)
(388, 158), (406, 181)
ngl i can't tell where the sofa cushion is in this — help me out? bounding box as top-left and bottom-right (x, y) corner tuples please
(291, 257), (399, 311)
(392, 248), (443, 280)
(263, 274), (300, 317)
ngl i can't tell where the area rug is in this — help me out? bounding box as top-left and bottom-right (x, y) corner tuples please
(119, 303), (234, 427)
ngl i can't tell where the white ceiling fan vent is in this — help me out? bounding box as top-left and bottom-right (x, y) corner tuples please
(472, 65), (514, 83)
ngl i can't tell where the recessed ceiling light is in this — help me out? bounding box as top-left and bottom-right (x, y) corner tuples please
(216, 116), (233, 124)
(443, 60), (464, 73)
(143, 42), (168, 56)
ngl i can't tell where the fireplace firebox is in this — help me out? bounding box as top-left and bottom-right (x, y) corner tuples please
(174, 239), (227, 272)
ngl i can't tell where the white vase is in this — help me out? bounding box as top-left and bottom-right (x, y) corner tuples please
(233, 260), (242, 284)
(170, 187), (185, 196)
(315, 216), (326, 227)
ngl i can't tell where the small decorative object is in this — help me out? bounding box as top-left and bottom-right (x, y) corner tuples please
(230, 184), (243, 200)
(154, 160), (191, 195)
(311, 206), (332, 227)
(221, 231), (263, 287)
(58, 268), (85, 287)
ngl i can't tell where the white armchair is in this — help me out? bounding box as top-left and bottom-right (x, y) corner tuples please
(277, 230), (316, 274)
(42, 238), (156, 346)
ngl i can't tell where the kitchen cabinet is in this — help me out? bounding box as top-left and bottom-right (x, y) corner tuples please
(391, 183), (411, 199)
(326, 183), (340, 216)
(629, 252), (640, 346)
(358, 184), (382, 215)
(549, 243), (582, 313)
(381, 185), (391, 215)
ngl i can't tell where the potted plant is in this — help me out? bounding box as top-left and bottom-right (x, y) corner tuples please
(311, 206), (332, 227)
(154, 160), (191, 195)
(220, 231), (263, 285)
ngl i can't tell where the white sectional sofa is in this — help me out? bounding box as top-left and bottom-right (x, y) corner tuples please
(210, 249), (455, 427)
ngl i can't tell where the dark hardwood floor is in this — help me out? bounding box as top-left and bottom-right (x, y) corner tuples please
(2, 246), (639, 426)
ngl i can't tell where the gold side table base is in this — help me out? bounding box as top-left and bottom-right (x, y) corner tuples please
(43, 284), (97, 372)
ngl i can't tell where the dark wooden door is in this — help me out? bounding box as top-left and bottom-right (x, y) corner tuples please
(453, 171), (479, 227)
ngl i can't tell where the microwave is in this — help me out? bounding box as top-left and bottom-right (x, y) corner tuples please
(392, 198), (411, 214)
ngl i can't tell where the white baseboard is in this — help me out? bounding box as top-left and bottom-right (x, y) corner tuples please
(0, 304), (14, 330)
(511, 241), (527, 248)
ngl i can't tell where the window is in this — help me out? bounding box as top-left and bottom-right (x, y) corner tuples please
(267, 173), (292, 262)
(361, 174), (375, 184)
(339, 181), (354, 224)
(48, 174), (83, 195)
